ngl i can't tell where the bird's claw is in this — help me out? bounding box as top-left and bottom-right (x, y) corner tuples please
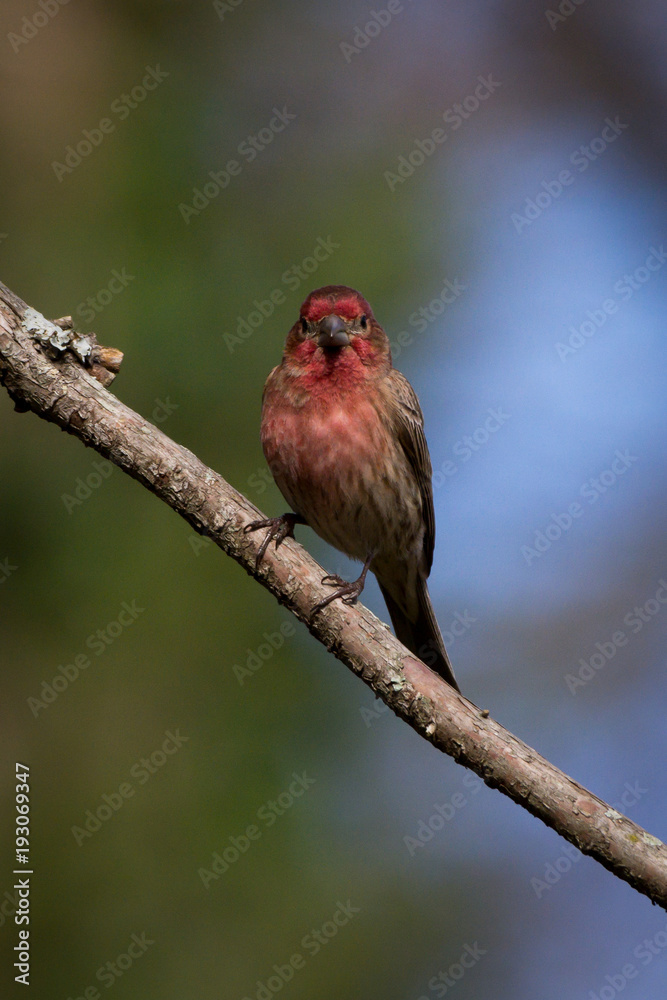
(321, 573), (347, 587)
(311, 554), (373, 618)
(311, 582), (363, 617)
(244, 513), (301, 571)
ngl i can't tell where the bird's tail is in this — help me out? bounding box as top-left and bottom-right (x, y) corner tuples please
(378, 578), (460, 692)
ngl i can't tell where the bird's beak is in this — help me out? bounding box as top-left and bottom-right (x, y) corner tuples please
(317, 314), (350, 349)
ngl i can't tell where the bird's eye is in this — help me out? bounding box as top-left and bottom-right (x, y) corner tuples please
(300, 318), (308, 334)
(360, 315), (368, 329)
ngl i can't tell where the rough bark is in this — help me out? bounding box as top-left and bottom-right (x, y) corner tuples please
(1, 278), (665, 909)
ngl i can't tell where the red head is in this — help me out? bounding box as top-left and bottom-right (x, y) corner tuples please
(281, 286), (391, 385)
(300, 286), (373, 325)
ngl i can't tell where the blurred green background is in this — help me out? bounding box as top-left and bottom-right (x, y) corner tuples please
(2, 2), (667, 998)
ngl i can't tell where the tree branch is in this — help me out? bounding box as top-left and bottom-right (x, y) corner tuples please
(1, 278), (665, 909)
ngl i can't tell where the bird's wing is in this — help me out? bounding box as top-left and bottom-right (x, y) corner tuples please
(384, 368), (436, 573)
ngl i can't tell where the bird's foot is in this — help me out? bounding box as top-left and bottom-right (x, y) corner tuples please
(320, 573), (347, 587)
(311, 555), (373, 616)
(313, 579), (363, 612)
(244, 513), (305, 571)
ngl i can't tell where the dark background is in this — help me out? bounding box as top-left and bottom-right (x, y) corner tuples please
(1, 2), (666, 998)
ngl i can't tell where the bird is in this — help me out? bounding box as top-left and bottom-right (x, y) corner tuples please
(245, 284), (460, 692)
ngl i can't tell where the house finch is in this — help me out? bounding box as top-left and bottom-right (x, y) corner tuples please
(245, 285), (460, 691)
